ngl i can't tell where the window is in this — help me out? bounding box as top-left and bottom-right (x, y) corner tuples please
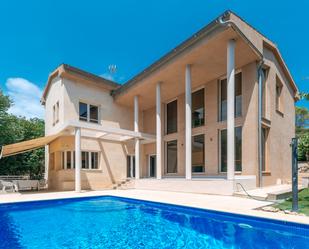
(90, 105), (99, 123)
(52, 101), (59, 126)
(275, 76), (283, 114)
(82, 151), (89, 169)
(79, 102), (88, 121)
(126, 155), (136, 178)
(192, 89), (205, 128)
(220, 127), (242, 172)
(79, 102), (99, 123)
(261, 128), (269, 172)
(62, 151), (75, 169)
(192, 134), (205, 173)
(220, 72), (242, 121)
(261, 68), (269, 118)
(166, 140), (177, 173)
(91, 152), (99, 169)
(166, 100), (177, 134)
(66, 151), (72, 169)
(62, 151), (99, 170)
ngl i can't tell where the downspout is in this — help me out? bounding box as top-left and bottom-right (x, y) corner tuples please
(257, 61), (265, 188)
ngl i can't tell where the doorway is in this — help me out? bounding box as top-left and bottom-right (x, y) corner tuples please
(148, 155), (156, 178)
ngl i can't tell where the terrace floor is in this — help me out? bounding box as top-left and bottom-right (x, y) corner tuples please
(0, 189), (308, 225)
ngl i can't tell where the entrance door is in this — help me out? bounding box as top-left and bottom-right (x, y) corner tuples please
(149, 155), (156, 178)
(127, 155), (135, 178)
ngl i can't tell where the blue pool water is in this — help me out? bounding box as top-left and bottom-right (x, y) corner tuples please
(0, 196), (308, 249)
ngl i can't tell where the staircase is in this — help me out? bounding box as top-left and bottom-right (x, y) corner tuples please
(112, 178), (134, 190)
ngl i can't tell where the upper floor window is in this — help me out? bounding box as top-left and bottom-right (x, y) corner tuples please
(79, 102), (99, 123)
(261, 68), (269, 118)
(166, 100), (177, 134)
(192, 88), (205, 128)
(220, 72), (242, 121)
(275, 76), (283, 114)
(52, 101), (59, 126)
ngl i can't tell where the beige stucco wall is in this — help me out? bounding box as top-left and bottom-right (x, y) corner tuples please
(45, 77), (137, 190)
(261, 46), (295, 185)
(48, 136), (130, 190)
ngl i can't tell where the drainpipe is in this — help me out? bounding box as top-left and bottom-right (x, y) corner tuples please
(257, 61), (265, 188)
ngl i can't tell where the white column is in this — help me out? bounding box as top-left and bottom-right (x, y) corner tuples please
(75, 127), (81, 192)
(227, 39), (235, 180)
(134, 96), (140, 179)
(44, 145), (49, 182)
(156, 82), (162, 179)
(185, 65), (192, 180)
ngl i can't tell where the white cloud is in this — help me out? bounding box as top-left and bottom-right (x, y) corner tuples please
(5, 77), (44, 119)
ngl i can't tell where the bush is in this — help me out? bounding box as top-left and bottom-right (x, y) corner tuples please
(298, 132), (309, 161)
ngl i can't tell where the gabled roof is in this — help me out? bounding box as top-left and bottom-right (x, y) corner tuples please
(41, 64), (120, 104)
(42, 10), (299, 103)
(111, 10), (298, 98)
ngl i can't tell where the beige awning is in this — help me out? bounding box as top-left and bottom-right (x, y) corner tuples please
(0, 134), (60, 158)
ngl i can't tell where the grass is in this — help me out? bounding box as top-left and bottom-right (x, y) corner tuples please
(274, 188), (309, 216)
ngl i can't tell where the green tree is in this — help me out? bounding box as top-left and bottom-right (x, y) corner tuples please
(296, 91), (309, 161)
(0, 90), (45, 178)
(296, 106), (309, 136)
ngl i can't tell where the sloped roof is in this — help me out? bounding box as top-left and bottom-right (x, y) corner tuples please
(41, 64), (120, 104)
(111, 10), (298, 98)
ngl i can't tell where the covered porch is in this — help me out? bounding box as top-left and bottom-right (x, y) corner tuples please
(115, 20), (262, 188)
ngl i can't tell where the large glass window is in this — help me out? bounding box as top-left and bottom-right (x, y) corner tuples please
(192, 134), (205, 173)
(220, 127), (242, 172)
(126, 155), (135, 178)
(166, 140), (177, 173)
(220, 72), (242, 121)
(261, 68), (268, 118)
(261, 128), (268, 172)
(166, 100), (177, 134)
(192, 89), (205, 128)
(79, 102), (88, 121)
(79, 102), (99, 123)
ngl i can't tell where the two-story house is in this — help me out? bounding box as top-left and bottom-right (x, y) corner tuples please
(1, 11), (298, 195)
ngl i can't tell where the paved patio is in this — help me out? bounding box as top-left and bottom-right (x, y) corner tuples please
(0, 189), (308, 225)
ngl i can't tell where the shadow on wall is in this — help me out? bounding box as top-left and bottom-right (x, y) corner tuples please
(97, 139), (116, 184)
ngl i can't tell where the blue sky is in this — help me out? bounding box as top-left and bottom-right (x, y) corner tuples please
(0, 0), (308, 118)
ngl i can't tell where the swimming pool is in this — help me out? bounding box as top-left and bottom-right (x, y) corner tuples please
(0, 196), (308, 249)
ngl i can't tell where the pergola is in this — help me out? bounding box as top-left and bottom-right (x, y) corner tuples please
(0, 120), (156, 192)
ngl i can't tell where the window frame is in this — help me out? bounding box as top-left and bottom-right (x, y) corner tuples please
(62, 150), (100, 170)
(192, 133), (205, 174)
(79, 101), (99, 124)
(192, 87), (205, 128)
(52, 101), (59, 126)
(218, 71), (242, 122)
(275, 75), (284, 115)
(165, 98), (178, 135)
(219, 126), (242, 173)
(165, 139), (178, 174)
